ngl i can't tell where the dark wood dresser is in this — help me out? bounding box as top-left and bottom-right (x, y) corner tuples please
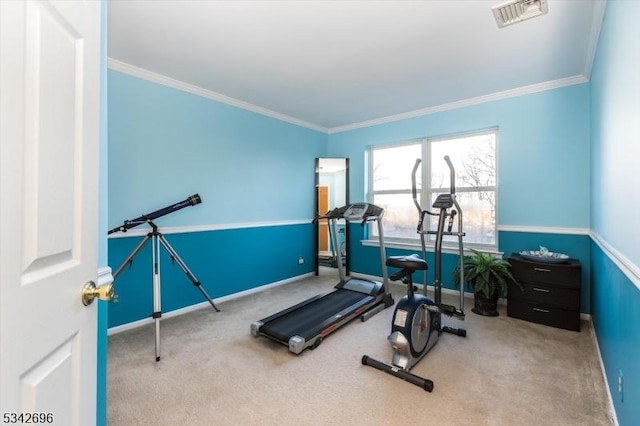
(507, 254), (581, 331)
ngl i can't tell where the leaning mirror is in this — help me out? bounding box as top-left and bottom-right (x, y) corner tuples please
(314, 158), (349, 276)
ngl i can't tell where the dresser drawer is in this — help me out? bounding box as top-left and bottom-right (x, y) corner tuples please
(507, 299), (580, 331)
(508, 281), (580, 310)
(509, 255), (581, 289)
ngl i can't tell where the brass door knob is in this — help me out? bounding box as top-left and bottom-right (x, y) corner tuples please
(82, 281), (117, 306)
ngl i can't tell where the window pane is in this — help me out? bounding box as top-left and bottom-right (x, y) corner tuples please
(428, 191), (495, 245)
(431, 133), (496, 190)
(368, 129), (497, 249)
(372, 193), (420, 239)
(373, 144), (421, 191)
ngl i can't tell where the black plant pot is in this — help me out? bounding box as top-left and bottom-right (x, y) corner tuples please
(472, 290), (500, 317)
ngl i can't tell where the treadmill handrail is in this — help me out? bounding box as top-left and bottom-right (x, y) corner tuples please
(316, 203), (384, 221)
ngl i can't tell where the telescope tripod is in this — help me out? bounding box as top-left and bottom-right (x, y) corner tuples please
(113, 221), (219, 361)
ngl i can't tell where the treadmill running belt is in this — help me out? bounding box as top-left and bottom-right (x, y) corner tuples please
(260, 289), (374, 343)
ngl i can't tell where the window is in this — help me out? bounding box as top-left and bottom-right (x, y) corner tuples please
(368, 129), (497, 248)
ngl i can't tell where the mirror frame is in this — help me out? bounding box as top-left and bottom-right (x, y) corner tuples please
(314, 158), (350, 276)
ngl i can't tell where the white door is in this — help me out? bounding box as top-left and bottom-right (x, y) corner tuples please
(0, 1), (101, 425)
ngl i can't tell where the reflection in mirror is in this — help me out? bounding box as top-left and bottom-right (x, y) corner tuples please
(314, 158), (349, 276)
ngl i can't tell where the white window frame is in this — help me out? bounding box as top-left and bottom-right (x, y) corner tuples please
(366, 128), (498, 252)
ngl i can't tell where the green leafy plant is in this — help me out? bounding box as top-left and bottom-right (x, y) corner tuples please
(453, 249), (521, 298)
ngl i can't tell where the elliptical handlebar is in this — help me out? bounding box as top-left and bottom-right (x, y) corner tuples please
(411, 158), (422, 215)
(410, 155), (465, 318)
(444, 155), (455, 195)
(412, 159), (437, 235)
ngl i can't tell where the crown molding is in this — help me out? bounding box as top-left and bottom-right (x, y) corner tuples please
(107, 58), (329, 134)
(327, 75), (589, 134)
(108, 58), (589, 136)
(583, 0), (608, 80)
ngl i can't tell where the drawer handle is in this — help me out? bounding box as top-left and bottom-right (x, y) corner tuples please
(533, 267), (551, 272)
(532, 287), (550, 293)
(533, 307), (550, 313)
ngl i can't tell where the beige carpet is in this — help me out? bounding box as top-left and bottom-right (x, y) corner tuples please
(107, 269), (614, 425)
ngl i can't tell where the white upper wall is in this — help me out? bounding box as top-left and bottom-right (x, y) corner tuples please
(590, 0), (640, 272)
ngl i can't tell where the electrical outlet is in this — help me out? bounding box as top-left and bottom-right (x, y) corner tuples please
(618, 370), (624, 402)
(298, 257), (304, 265)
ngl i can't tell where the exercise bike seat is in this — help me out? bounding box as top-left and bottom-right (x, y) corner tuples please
(386, 254), (428, 271)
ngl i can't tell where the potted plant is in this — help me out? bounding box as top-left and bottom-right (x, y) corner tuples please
(453, 249), (521, 316)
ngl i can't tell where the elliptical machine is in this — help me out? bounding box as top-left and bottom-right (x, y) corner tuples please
(362, 156), (466, 392)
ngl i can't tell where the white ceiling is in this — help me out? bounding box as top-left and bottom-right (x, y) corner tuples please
(108, 0), (606, 133)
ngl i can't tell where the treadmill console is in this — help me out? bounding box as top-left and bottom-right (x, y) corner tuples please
(343, 203), (384, 221)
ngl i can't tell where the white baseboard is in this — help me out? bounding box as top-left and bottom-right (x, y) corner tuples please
(589, 320), (619, 425)
(107, 272), (314, 335)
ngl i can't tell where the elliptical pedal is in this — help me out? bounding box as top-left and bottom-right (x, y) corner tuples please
(361, 355), (434, 392)
(442, 326), (467, 337)
(438, 303), (466, 320)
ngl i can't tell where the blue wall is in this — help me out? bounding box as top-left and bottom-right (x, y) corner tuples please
(108, 224), (314, 327)
(108, 71), (326, 228)
(590, 1), (640, 424)
(107, 71), (326, 327)
(97, 1), (108, 424)
(591, 242), (639, 425)
(326, 84), (593, 312)
(590, 1), (640, 268)
(327, 84), (591, 229)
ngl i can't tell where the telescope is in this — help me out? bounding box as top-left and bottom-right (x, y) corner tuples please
(108, 194), (201, 234)
(109, 191), (218, 361)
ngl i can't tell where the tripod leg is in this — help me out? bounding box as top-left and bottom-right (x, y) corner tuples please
(112, 233), (152, 280)
(158, 234), (220, 312)
(152, 233), (162, 362)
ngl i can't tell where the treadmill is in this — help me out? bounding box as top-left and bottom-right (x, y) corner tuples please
(251, 203), (395, 354)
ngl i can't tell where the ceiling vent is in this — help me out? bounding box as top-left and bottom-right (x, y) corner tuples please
(492, 0), (548, 28)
